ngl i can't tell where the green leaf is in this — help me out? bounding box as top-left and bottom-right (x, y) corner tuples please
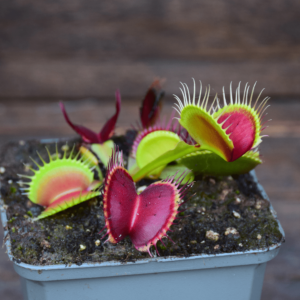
(132, 141), (198, 182)
(136, 130), (181, 178)
(179, 105), (233, 162)
(91, 140), (114, 167)
(178, 150), (261, 176)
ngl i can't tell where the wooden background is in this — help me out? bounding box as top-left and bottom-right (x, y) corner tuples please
(0, 1), (300, 300)
(1, 0), (300, 99)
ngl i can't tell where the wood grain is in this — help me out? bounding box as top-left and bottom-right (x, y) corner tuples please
(0, 59), (300, 98)
(1, 0), (300, 98)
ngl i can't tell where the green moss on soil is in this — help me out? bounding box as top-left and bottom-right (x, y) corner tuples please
(0, 136), (283, 266)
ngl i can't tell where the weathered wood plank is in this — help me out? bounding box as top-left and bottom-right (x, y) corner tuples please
(0, 99), (299, 136)
(1, 0), (300, 98)
(1, 0), (300, 59)
(0, 59), (300, 98)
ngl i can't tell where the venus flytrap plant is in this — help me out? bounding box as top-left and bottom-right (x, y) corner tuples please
(174, 80), (268, 161)
(130, 80), (268, 181)
(18, 146), (101, 220)
(129, 115), (194, 182)
(16, 79), (270, 257)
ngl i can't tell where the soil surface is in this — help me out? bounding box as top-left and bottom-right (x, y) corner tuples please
(0, 134), (283, 266)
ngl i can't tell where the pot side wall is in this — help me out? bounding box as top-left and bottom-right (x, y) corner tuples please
(20, 263), (267, 300)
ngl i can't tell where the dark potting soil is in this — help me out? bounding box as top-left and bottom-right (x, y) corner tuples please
(0, 135), (283, 266)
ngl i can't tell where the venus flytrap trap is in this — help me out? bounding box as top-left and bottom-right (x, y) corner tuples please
(101, 148), (192, 257)
(129, 115), (195, 182)
(18, 146), (101, 220)
(174, 80), (267, 161)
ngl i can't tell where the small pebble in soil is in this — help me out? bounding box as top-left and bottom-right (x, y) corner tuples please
(206, 230), (219, 241)
(225, 227), (239, 237)
(65, 225), (72, 230)
(209, 178), (216, 185)
(41, 240), (51, 248)
(220, 189), (229, 200)
(257, 234), (262, 240)
(8, 180), (13, 184)
(214, 245), (220, 250)
(232, 211), (241, 218)
(79, 245), (86, 251)
(255, 201), (262, 209)
(95, 240), (101, 246)
(239, 243), (243, 247)
(235, 197), (241, 204)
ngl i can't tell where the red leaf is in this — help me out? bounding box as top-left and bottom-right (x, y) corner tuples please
(130, 182), (178, 251)
(98, 90), (121, 143)
(104, 166), (137, 243)
(103, 150), (190, 255)
(59, 102), (99, 143)
(60, 90), (121, 143)
(217, 108), (256, 161)
(140, 80), (165, 128)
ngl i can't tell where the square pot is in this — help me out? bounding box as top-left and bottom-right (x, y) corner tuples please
(1, 171), (284, 300)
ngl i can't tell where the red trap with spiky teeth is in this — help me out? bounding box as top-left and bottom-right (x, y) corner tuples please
(102, 149), (192, 256)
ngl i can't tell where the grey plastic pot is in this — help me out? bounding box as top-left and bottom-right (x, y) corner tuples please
(1, 170), (284, 300)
